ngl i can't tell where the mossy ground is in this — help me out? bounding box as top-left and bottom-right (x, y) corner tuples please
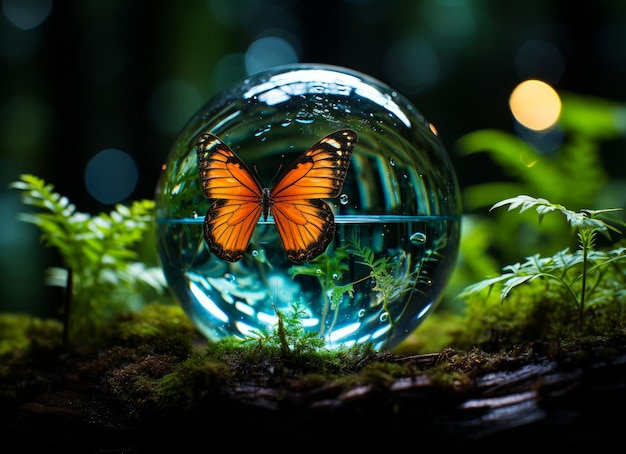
(1, 303), (625, 452)
(2, 301), (624, 415)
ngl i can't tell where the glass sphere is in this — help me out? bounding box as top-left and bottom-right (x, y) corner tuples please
(155, 64), (461, 350)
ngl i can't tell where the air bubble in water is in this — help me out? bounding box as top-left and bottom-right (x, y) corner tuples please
(410, 232), (427, 245)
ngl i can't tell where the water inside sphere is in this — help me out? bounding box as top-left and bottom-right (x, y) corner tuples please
(155, 64), (462, 350)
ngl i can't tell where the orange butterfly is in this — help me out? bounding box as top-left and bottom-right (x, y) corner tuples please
(196, 129), (357, 263)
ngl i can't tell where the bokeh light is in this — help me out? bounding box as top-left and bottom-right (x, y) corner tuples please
(211, 53), (246, 93)
(150, 80), (203, 135)
(85, 149), (138, 204)
(420, 0), (476, 41)
(384, 36), (440, 95)
(0, 95), (49, 153)
(509, 79), (562, 131)
(2, 0), (52, 30)
(244, 36), (299, 75)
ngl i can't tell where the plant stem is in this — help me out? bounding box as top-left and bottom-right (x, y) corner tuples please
(63, 267), (73, 349)
(579, 237), (588, 327)
(273, 305), (290, 355)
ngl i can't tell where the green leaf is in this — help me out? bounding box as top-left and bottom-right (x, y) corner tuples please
(10, 173), (167, 342)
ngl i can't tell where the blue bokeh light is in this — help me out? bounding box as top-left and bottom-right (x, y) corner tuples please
(85, 148), (138, 204)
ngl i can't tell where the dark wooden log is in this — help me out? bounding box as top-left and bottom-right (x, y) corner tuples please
(2, 335), (624, 452)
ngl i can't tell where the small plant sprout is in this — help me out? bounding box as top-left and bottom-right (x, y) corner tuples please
(245, 302), (326, 354)
(10, 174), (167, 347)
(459, 195), (626, 328)
(288, 246), (354, 336)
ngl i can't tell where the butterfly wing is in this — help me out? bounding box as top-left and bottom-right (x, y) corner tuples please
(270, 129), (358, 262)
(196, 133), (264, 262)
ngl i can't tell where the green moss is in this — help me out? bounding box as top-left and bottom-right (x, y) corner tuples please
(110, 304), (198, 357)
(356, 361), (412, 388)
(0, 313), (64, 381)
(0, 313), (62, 357)
(107, 354), (233, 419)
(3, 302), (625, 427)
(393, 309), (466, 355)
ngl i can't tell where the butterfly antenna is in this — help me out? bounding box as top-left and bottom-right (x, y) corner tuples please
(263, 162), (284, 187)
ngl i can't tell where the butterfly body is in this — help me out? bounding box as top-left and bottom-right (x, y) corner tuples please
(260, 187), (271, 221)
(196, 129), (357, 263)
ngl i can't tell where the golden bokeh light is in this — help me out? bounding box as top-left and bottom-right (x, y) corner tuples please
(509, 79), (561, 131)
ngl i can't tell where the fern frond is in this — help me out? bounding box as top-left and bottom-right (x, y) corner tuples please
(9, 173), (166, 346)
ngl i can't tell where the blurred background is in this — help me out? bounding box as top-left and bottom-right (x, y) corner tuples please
(2, 0), (626, 319)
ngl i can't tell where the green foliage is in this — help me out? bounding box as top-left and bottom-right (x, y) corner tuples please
(289, 246), (353, 311)
(458, 92), (625, 216)
(9, 174), (167, 347)
(349, 237), (413, 328)
(245, 302), (327, 354)
(288, 237), (417, 338)
(197, 302), (376, 377)
(288, 246), (354, 335)
(457, 195), (626, 347)
(459, 129), (607, 210)
(441, 92), (626, 317)
(457, 128), (608, 273)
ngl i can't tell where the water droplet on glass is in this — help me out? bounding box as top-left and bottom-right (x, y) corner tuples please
(410, 232), (427, 245)
(254, 125), (272, 136)
(295, 111), (315, 124)
(389, 157), (396, 167)
(340, 194), (349, 205)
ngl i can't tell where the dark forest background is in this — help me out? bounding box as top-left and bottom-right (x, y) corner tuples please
(2, 0), (625, 316)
